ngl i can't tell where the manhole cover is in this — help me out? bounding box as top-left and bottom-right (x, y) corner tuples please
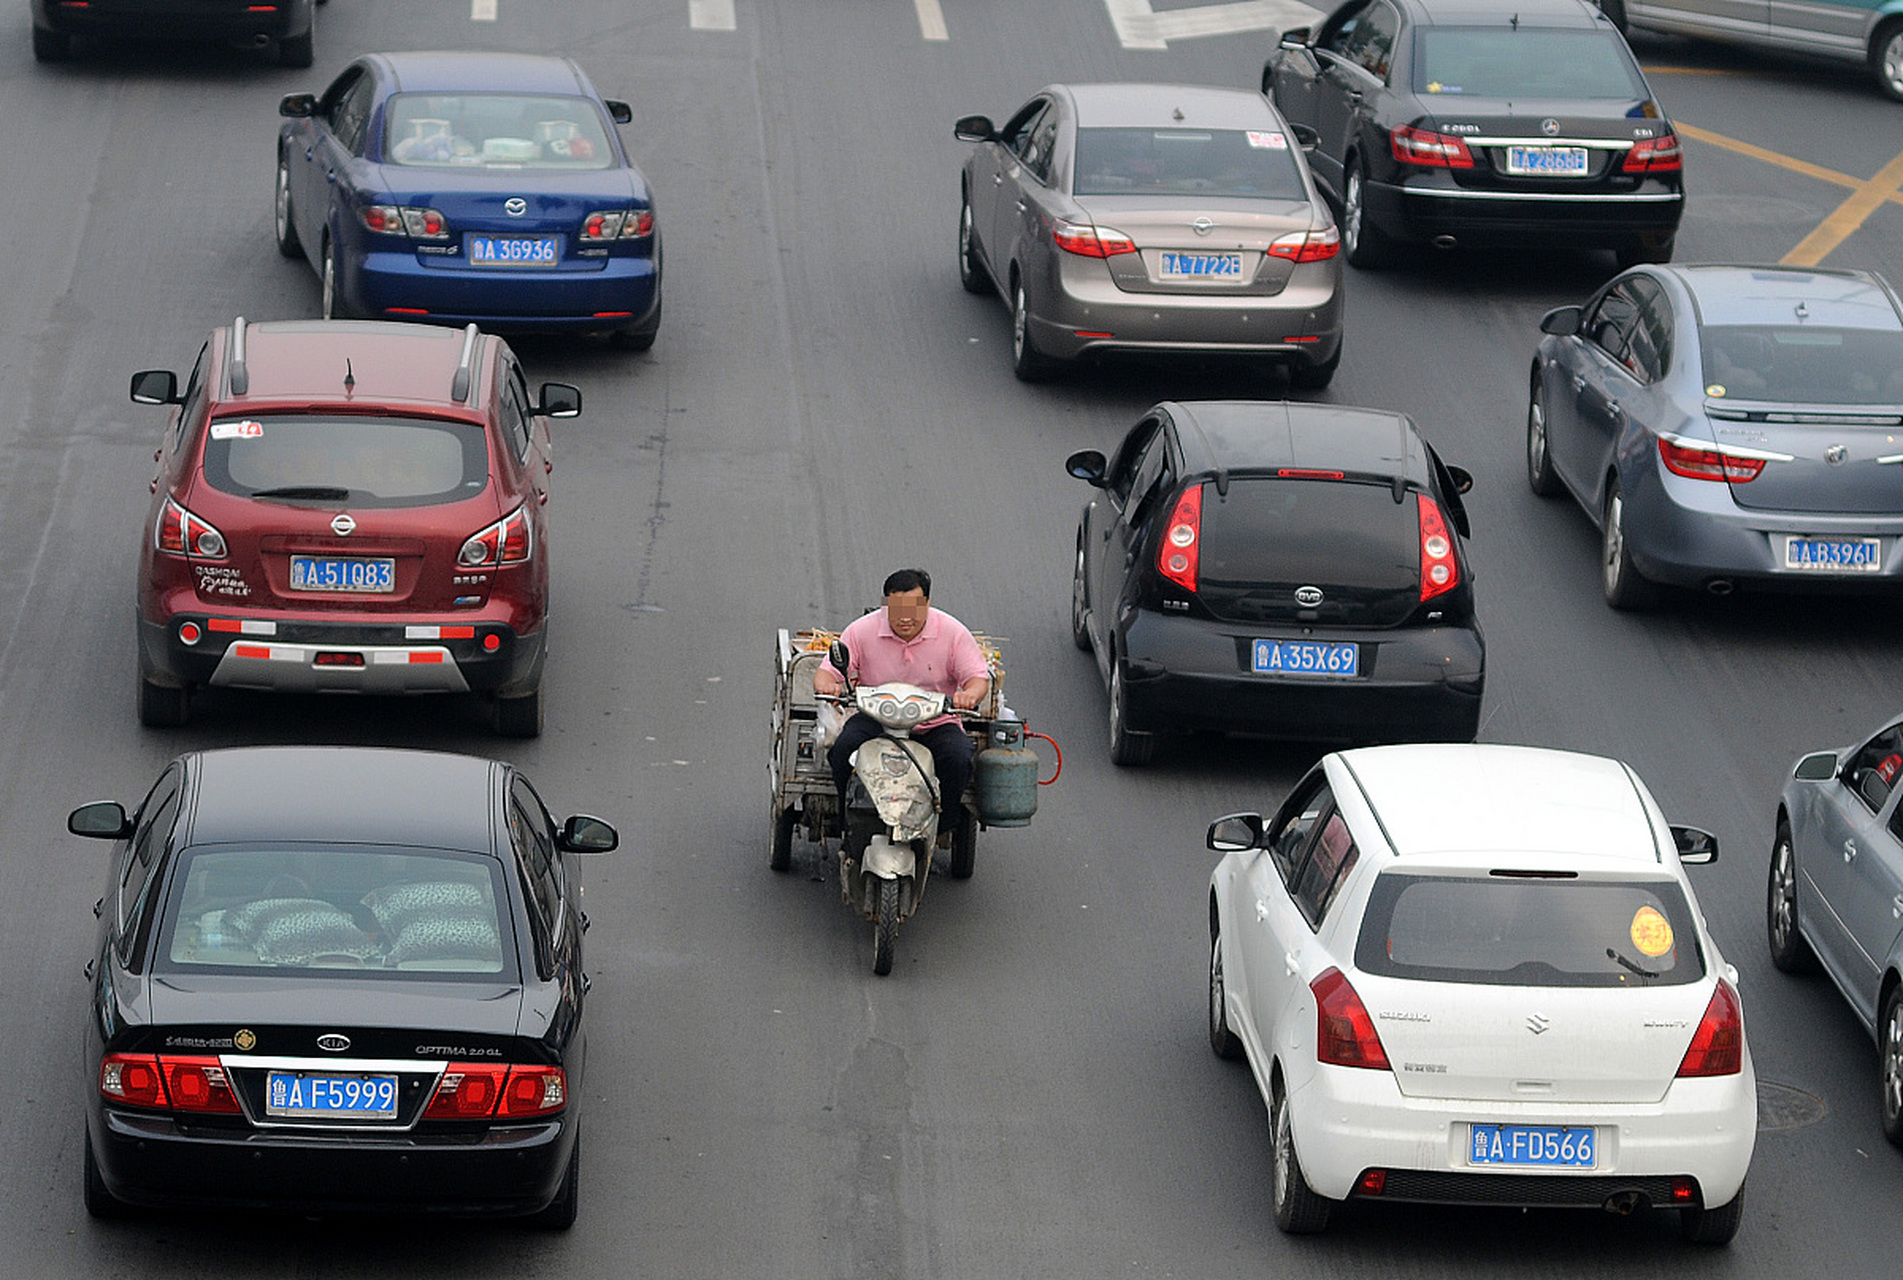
(1757, 1080), (1827, 1131)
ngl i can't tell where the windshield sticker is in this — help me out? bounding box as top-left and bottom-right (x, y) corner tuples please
(1706, 384), (1727, 398)
(1425, 82), (1462, 94)
(211, 420), (264, 440)
(1629, 906), (1674, 958)
(1246, 131), (1288, 150)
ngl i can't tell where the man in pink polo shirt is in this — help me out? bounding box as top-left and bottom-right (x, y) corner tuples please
(813, 568), (991, 839)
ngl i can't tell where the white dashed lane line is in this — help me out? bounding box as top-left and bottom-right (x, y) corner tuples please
(690, 0), (737, 30)
(471, 0), (497, 20)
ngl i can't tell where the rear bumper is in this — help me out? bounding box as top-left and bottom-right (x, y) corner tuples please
(1365, 177), (1683, 248)
(344, 246), (661, 334)
(34, 0), (309, 39)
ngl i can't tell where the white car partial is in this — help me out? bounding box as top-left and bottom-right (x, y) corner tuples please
(1206, 744), (1756, 1243)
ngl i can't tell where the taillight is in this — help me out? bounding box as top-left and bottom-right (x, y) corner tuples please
(361, 204), (449, 240)
(1157, 483), (1204, 593)
(1623, 134), (1682, 174)
(160, 1056), (242, 1114)
(1052, 218), (1137, 258)
(1658, 437), (1765, 483)
(497, 1065), (568, 1117)
(154, 497), (227, 559)
(1312, 967), (1391, 1070)
(424, 1064), (509, 1118)
(1267, 227), (1341, 263)
(458, 506), (533, 567)
(1676, 979), (1744, 1077)
(1391, 124), (1474, 169)
(1418, 494), (1459, 602)
(99, 1054), (168, 1109)
(582, 209), (654, 241)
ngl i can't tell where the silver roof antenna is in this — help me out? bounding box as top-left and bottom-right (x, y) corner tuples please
(228, 316), (249, 395)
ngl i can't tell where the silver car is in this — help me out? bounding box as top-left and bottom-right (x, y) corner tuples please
(1601, 0), (1903, 102)
(1527, 263), (1903, 607)
(954, 84), (1346, 386)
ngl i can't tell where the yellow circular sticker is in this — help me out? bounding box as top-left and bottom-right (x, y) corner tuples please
(1630, 906), (1674, 958)
(1706, 384), (1727, 397)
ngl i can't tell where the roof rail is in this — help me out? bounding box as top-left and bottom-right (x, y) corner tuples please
(228, 316), (249, 396)
(451, 324), (481, 404)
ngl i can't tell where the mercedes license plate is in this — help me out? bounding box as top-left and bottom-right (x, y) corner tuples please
(289, 556), (396, 593)
(1468, 1124), (1596, 1167)
(1784, 536), (1880, 572)
(264, 1071), (399, 1119)
(1252, 639), (1358, 678)
(468, 235), (559, 266)
(1159, 251), (1243, 281)
(1505, 146), (1588, 176)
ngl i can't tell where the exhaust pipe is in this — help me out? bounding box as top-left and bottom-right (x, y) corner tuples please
(1601, 1190), (1645, 1216)
(1433, 235), (1457, 250)
(1705, 578), (1735, 596)
(253, 34), (271, 47)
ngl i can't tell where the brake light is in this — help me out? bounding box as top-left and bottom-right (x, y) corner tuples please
(1623, 134), (1682, 174)
(582, 209), (654, 241)
(99, 1054), (168, 1109)
(1267, 227), (1341, 263)
(154, 496), (227, 559)
(425, 1064), (509, 1118)
(360, 204), (449, 240)
(1418, 494), (1459, 602)
(1391, 124), (1474, 169)
(1312, 967), (1391, 1070)
(497, 1065), (568, 1116)
(1157, 483), (1204, 592)
(1658, 438), (1764, 482)
(160, 1056), (242, 1113)
(1676, 979), (1744, 1077)
(1052, 218), (1137, 258)
(1355, 1169), (1388, 1196)
(458, 506), (533, 567)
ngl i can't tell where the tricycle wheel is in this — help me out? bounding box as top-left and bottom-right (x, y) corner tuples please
(769, 805), (796, 873)
(872, 878), (900, 975)
(946, 810), (977, 880)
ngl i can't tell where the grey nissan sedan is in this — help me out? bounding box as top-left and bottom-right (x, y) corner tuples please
(1527, 263), (1903, 607)
(954, 84), (1346, 387)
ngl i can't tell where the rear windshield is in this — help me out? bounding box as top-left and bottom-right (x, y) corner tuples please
(1355, 873), (1705, 987)
(1414, 30), (1648, 100)
(384, 93), (615, 170)
(160, 847), (514, 978)
(201, 415), (489, 508)
(1197, 478), (1419, 623)
(1073, 128), (1308, 199)
(1701, 325), (1903, 404)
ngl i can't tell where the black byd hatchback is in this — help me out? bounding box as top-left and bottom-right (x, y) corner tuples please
(1067, 401), (1483, 763)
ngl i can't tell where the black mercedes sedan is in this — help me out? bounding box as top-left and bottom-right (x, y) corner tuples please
(1263, 0), (1683, 268)
(1066, 401), (1483, 764)
(69, 747), (616, 1226)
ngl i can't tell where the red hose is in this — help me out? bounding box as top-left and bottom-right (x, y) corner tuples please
(1027, 731), (1062, 785)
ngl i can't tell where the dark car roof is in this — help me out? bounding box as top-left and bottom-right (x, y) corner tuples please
(1062, 83), (1282, 130)
(1166, 401), (1432, 483)
(1403, 0), (1608, 27)
(378, 51), (592, 97)
(218, 321), (485, 411)
(184, 747), (499, 852)
(1666, 265), (1903, 331)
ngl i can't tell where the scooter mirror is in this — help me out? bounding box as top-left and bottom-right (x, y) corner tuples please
(829, 639), (851, 685)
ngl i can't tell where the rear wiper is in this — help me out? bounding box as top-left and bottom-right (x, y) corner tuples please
(250, 486), (351, 501)
(1606, 948), (1659, 980)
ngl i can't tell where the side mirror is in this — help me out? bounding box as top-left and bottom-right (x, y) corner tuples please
(953, 114), (997, 143)
(1066, 449), (1108, 486)
(604, 99), (633, 125)
(557, 814), (619, 853)
(1289, 122), (1320, 151)
(1207, 812), (1266, 852)
(537, 382), (582, 419)
(1279, 26), (1312, 48)
(1447, 465), (1474, 496)
(1670, 825), (1719, 865)
(279, 92), (317, 119)
(1793, 751), (1839, 782)
(69, 801), (132, 841)
(130, 369), (181, 406)
(828, 640), (852, 688)
(1539, 305), (1582, 337)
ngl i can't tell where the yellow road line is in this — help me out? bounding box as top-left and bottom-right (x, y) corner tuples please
(1675, 121), (1865, 190)
(1782, 146), (1903, 266)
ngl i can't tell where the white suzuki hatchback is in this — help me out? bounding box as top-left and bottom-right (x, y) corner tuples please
(1207, 744), (1755, 1243)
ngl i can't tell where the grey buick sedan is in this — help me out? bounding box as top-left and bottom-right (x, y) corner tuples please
(955, 84), (1345, 387)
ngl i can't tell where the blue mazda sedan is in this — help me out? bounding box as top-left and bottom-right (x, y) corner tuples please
(276, 52), (661, 349)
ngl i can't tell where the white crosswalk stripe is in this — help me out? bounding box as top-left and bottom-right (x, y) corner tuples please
(470, 0), (497, 19)
(916, 0), (948, 40)
(690, 0), (737, 31)
(1105, 0), (1319, 49)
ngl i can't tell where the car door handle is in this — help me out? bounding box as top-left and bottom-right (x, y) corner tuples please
(1844, 839), (1857, 862)
(1016, 200), (1028, 212)
(1893, 894), (1902, 920)
(92, 897), (104, 919)
(1604, 399), (1621, 418)
(579, 909), (590, 933)
(1253, 898), (1269, 922)
(537, 489), (548, 506)
(326, 170), (337, 184)
(304, 146), (314, 160)
(992, 173), (1002, 186)
(1347, 91), (1363, 104)
(83, 959), (96, 981)
(1284, 951), (1300, 975)
(581, 972), (592, 995)
(1571, 375), (1586, 392)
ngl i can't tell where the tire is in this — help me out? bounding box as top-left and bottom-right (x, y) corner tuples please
(525, 1131), (579, 1230)
(1270, 1088), (1332, 1234)
(1208, 921), (1244, 1061)
(872, 877), (900, 976)
(1678, 1183), (1744, 1245)
(1601, 479), (1657, 610)
(1341, 158), (1394, 269)
(278, 14), (314, 69)
(1287, 341), (1340, 391)
(1070, 541), (1092, 652)
(138, 651), (190, 728)
(320, 237), (348, 320)
(946, 809), (977, 880)
(274, 151), (301, 259)
(1871, 20), (1903, 102)
(1616, 233), (1675, 268)
(1596, 0), (1628, 33)
(32, 26), (71, 62)
(1526, 379), (1561, 496)
(1766, 819), (1815, 974)
(1011, 278), (1056, 382)
(83, 1135), (132, 1220)
(1882, 986), (1903, 1148)
(494, 687), (544, 738)
(769, 805), (796, 873)
(958, 197), (990, 295)
(611, 298), (660, 351)
(1108, 657), (1155, 766)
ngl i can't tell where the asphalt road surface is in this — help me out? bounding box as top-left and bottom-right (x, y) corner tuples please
(2, 2), (1901, 1276)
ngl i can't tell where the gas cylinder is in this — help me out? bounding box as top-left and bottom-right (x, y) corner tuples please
(973, 718), (1038, 827)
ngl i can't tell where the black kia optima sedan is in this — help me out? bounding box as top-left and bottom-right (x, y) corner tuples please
(1263, 0), (1683, 268)
(70, 747), (616, 1226)
(1066, 401), (1482, 764)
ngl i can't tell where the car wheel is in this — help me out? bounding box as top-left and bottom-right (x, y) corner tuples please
(1070, 541), (1092, 652)
(1270, 1088), (1332, 1234)
(32, 26), (71, 61)
(1595, 0), (1628, 33)
(1766, 818), (1815, 974)
(1872, 20), (1903, 101)
(958, 197), (990, 295)
(83, 1133), (132, 1219)
(524, 1130), (579, 1230)
(1616, 233), (1675, 269)
(138, 646), (190, 728)
(1882, 986), (1903, 1147)
(1287, 340), (1340, 391)
(1526, 379), (1561, 496)
(278, 12), (314, 69)
(769, 804), (796, 873)
(1600, 479), (1657, 610)
(1678, 1183), (1744, 1245)
(320, 237), (348, 320)
(494, 687), (543, 738)
(1342, 158), (1393, 269)
(1108, 657), (1154, 766)
(274, 153), (301, 259)
(946, 808), (977, 880)
(1208, 920), (1244, 1061)
(611, 298), (661, 351)
(1011, 278), (1056, 382)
